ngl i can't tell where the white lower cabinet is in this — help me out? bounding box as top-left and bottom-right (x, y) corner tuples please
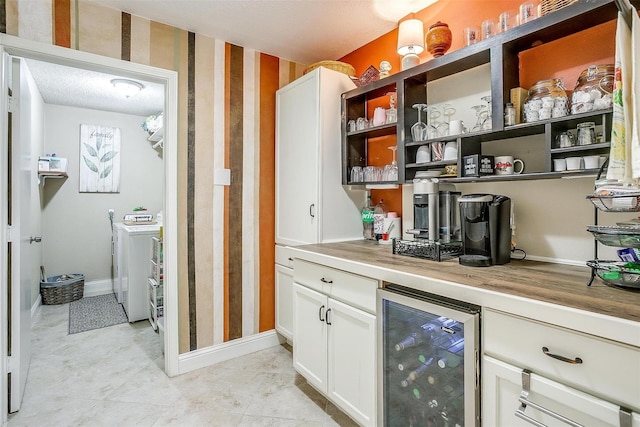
(292, 260), (377, 427)
(483, 308), (640, 426)
(275, 263), (293, 341)
(483, 356), (640, 426)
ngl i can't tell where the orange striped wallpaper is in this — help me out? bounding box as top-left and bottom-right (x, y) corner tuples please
(3, 1), (301, 354)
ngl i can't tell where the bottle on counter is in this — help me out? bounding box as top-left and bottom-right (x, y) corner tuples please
(373, 198), (387, 240)
(362, 193), (375, 240)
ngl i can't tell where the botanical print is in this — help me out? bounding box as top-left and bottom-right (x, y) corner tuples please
(79, 124), (121, 193)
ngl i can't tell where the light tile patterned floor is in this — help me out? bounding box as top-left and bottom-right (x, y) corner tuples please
(8, 303), (359, 427)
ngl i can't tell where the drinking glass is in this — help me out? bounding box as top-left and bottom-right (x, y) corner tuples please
(471, 105), (488, 132)
(411, 104), (428, 142)
(481, 95), (492, 130)
(383, 146), (398, 181)
(350, 166), (363, 182)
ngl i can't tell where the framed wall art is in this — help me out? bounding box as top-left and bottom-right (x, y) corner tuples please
(79, 124), (121, 193)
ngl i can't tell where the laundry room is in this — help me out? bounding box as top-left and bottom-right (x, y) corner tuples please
(27, 59), (164, 328)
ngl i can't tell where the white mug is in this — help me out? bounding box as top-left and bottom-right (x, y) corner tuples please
(553, 158), (566, 172)
(583, 155), (600, 169)
(416, 146), (430, 163)
(449, 120), (466, 135)
(566, 156), (583, 170)
(494, 156), (524, 175)
(443, 141), (458, 160)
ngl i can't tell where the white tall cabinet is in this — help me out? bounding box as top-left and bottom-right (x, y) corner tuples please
(275, 67), (362, 246)
(275, 67), (364, 342)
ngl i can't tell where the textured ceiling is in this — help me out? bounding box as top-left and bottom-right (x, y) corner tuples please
(25, 59), (164, 117)
(89, 0), (439, 65)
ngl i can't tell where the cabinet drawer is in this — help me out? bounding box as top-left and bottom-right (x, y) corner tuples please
(275, 245), (295, 268)
(484, 309), (640, 411)
(294, 259), (378, 313)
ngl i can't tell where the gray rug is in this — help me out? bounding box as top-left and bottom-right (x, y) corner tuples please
(69, 293), (128, 334)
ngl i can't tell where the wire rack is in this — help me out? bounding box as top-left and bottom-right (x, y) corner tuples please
(392, 239), (462, 262)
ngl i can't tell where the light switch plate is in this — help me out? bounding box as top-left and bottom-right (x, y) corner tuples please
(214, 168), (231, 186)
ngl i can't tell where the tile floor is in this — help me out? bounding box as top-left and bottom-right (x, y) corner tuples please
(8, 302), (359, 426)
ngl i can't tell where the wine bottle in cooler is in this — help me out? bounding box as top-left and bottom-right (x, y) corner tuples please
(400, 356), (435, 387)
(394, 322), (437, 351)
(437, 337), (464, 368)
(396, 347), (422, 372)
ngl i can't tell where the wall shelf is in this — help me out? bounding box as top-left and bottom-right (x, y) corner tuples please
(38, 171), (68, 185)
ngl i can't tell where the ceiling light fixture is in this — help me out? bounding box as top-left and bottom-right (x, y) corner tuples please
(397, 18), (425, 71)
(111, 78), (144, 98)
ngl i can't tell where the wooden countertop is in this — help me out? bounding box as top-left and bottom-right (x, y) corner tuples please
(288, 240), (640, 325)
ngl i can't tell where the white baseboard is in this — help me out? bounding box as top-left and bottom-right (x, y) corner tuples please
(177, 329), (285, 375)
(83, 279), (113, 297)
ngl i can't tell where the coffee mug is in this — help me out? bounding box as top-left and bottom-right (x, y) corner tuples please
(372, 107), (386, 127)
(553, 158), (566, 172)
(583, 155), (600, 169)
(565, 156), (583, 170)
(443, 141), (458, 160)
(494, 155), (524, 175)
(449, 120), (466, 135)
(416, 146), (431, 163)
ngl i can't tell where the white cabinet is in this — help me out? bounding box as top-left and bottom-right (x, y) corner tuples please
(293, 260), (377, 427)
(483, 356), (640, 426)
(483, 309), (640, 426)
(275, 264), (293, 341)
(275, 67), (363, 247)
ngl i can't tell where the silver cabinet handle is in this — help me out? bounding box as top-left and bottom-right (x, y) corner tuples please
(318, 305), (325, 322)
(542, 346), (583, 364)
(29, 236), (42, 244)
(309, 203), (315, 218)
(515, 369), (583, 427)
(325, 308), (332, 325)
(320, 277), (333, 284)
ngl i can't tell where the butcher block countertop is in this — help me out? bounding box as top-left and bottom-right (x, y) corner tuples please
(287, 240), (640, 348)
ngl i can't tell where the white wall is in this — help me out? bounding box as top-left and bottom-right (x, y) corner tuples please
(402, 177), (626, 264)
(42, 105), (162, 282)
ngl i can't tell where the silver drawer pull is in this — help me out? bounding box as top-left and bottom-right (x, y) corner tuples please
(320, 277), (333, 284)
(516, 397), (584, 427)
(542, 346), (583, 364)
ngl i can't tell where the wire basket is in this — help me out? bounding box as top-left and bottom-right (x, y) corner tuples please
(303, 60), (356, 77)
(587, 260), (640, 289)
(40, 273), (84, 305)
(541, 0), (579, 16)
(586, 193), (640, 212)
(587, 225), (640, 248)
(393, 239), (462, 262)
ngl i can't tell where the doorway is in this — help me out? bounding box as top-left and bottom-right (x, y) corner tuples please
(0, 34), (179, 422)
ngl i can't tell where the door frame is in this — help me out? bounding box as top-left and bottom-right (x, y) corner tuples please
(0, 34), (179, 421)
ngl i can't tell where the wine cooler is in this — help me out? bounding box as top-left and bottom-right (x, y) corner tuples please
(377, 284), (481, 427)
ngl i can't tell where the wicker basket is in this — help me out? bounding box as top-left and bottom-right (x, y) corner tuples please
(541, 0), (579, 16)
(40, 274), (84, 305)
(303, 60), (356, 77)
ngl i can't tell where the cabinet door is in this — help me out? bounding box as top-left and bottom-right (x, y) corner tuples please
(293, 283), (327, 394)
(483, 356), (640, 426)
(275, 73), (320, 246)
(275, 263), (293, 341)
(327, 298), (376, 427)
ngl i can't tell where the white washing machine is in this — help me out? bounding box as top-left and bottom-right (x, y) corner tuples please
(112, 223), (160, 322)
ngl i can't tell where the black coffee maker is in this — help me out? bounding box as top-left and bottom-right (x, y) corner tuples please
(458, 194), (511, 267)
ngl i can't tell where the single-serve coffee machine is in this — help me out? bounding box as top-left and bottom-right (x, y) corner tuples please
(408, 177), (461, 242)
(458, 194), (511, 267)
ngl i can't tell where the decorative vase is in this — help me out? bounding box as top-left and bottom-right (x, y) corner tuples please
(426, 21), (452, 57)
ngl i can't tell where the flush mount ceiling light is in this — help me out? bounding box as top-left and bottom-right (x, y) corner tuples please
(111, 78), (144, 98)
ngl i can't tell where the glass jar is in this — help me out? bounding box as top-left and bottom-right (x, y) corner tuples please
(577, 122), (596, 146)
(571, 64), (614, 115)
(523, 78), (568, 123)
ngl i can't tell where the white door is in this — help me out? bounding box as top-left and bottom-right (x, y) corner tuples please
(275, 73), (320, 246)
(483, 356), (640, 426)
(5, 55), (32, 413)
(327, 297), (376, 427)
(292, 283), (327, 393)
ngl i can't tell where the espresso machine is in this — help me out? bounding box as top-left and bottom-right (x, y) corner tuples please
(407, 177), (461, 242)
(458, 194), (511, 267)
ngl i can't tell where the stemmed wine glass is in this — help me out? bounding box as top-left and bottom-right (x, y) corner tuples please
(481, 95), (492, 130)
(383, 146), (398, 181)
(471, 104), (488, 132)
(411, 104), (428, 142)
(427, 105), (442, 139)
